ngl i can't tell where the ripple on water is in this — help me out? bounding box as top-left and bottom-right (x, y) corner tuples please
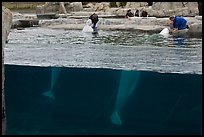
(5, 27), (202, 74)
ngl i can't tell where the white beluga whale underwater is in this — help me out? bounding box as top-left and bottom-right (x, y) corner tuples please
(111, 71), (141, 125)
(42, 67), (61, 100)
(110, 28), (170, 125)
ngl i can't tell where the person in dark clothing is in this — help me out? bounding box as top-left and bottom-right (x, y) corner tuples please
(89, 13), (99, 31)
(125, 9), (134, 18)
(169, 16), (188, 33)
(135, 9), (140, 17)
(141, 11), (148, 17)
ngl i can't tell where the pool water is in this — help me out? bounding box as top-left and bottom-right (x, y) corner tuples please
(4, 27), (202, 135)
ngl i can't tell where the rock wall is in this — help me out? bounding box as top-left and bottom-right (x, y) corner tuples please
(36, 2), (60, 14)
(2, 6), (13, 135)
(88, 2), (199, 17)
(35, 2), (199, 17)
(125, 2), (148, 9)
(93, 2), (110, 12)
(150, 2), (198, 17)
(36, 2), (83, 14)
(72, 2), (83, 12)
(188, 22), (202, 37)
(63, 2), (83, 13)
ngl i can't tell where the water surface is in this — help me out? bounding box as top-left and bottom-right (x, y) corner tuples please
(5, 27), (202, 74)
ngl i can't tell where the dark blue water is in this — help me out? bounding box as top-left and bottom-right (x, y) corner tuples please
(5, 64), (202, 135)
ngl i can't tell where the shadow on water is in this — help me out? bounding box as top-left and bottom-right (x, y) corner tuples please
(173, 36), (185, 47)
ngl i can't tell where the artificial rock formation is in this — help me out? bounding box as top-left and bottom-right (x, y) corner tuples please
(35, 2), (199, 17)
(150, 2), (198, 17)
(2, 6), (12, 135)
(144, 2), (198, 17)
(92, 2), (199, 17)
(125, 2), (148, 9)
(36, 2), (83, 14)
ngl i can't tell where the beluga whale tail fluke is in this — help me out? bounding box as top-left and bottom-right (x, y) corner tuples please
(42, 90), (55, 100)
(110, 71), (141, 125)
(111, 111), (122, 125)
(42, 67), (61, 100)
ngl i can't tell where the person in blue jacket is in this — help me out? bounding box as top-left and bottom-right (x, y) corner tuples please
(169, 16), (188, 33)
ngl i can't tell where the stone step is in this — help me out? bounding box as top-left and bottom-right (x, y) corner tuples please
(69, 14), (124, 19)
(37, 13), (60, 19)
(12, 19), (39, 28)
(195, 16), (202, 20)
(82, 8), (95, 12)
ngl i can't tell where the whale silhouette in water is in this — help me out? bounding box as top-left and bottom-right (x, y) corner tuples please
(111, 70), (141, 125)
(42, 67), (61, 100)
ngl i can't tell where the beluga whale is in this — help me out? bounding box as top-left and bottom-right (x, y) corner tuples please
(159, 27), (170, 38)
(111, 70), (141, 125)
(82, 18), (98, 35)
(42, 67), (61, 100)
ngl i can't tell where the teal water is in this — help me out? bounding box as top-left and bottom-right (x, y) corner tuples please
(4, 28), (202, 135)
(5, 65), (202, 135)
